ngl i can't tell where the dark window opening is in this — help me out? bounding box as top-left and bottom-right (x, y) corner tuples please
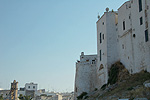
(103, 34), (104, 40)
(146, 21), (148, 28)
(133, 34), (136, 38)
(131, 69), (133, 74)
(122, 44), (124, 49)
(92, 60), (95, 64)
(129, 15), (131, 19)
(75, 87), (77, 92)
(100, 33), (102, 43)
(126, 5), (128, 9)
(139, 0), (142, 12)
(145, 29), (149, 42)
(102, 22), (104, 25)
(129, 4), (131, 8)
(145, 10), (148, 17)
(100, 50), (101, 61)
(33, 86), (35, 89)
(99, 64), (104, 70)
(140, 17), (143, 25)
(123, 21), (125, 30)
(147, 5), (149, 10)
(28, 86), (30, 89)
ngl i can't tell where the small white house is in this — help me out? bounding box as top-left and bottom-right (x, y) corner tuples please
(25, 82), (38, 91)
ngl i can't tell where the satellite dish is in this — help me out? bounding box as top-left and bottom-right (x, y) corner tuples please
(106, 7), (109, 12)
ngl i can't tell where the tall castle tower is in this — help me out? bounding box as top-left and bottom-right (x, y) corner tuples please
(96, 8), (119, 88)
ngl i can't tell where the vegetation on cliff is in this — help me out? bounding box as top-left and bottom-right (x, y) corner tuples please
(77, 92), (88, 100)
(84, 61), (150, 100)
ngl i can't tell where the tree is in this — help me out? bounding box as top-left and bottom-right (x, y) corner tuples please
(24, 96), (32, 100)
(0, 95), (3, 100)
(18, 94), (32, 100)
(18, 94), (23, 100)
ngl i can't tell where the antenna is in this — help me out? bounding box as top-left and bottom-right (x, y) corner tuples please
(98, 13), (100, 19)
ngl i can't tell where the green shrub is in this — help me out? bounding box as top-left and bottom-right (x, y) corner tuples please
(84, 96), (89, 99)
(94, 88), (98, 91)
(77, 92), (87, 100)
(127, 87), (134, 91)
(108, 64), (119, 85)
(101, 84), (107, 90)
(0, 95), (3, 100)
(19, 95), (32, 100)
(130, 97), (135, 100)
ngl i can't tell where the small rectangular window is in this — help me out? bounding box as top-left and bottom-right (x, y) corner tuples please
(103, 34), (104, 40)
(139, 0), (142, 12)
(33, 86), (35, 89)
(75, 87), (77, 92)
(122, 44), (124, 49)
(100, 33), (102, 43)
(140, 17), (143, 25)
(123, 21), (125, 30)
(92, 60), (95, 64)
(145, 29), (149, 42)
(28, 86), (30, 89)
(126, 4), (128, 9)
(100, 50), (101, 61)
(129, 15), (131, 19)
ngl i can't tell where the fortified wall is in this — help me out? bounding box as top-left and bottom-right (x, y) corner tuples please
(74, 52), (97, 99)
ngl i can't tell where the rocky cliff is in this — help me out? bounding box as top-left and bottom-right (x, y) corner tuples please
(77, 62), (150, 100)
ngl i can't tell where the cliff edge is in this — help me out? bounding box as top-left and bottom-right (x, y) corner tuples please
(77, 62), (150, 100)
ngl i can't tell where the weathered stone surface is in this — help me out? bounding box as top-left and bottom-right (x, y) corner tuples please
(74, 52), (97, 100)
(133, 98), (148, 100)
(143, 80), (150, 88)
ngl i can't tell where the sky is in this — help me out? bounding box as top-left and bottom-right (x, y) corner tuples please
(0, 0), (128, 92)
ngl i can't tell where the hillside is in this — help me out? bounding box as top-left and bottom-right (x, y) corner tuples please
(77, 62), (150, 100)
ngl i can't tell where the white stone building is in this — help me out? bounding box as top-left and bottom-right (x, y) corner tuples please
(0, 90), (10, 99)
(97, 0), (150, 86)
(61, 92), (74, 100)
(74, 0), (150, 99)
(96, 9), (119, 88)
(118, 0), (150, 73)
(25, 82), (38, 92)
(18, 82), (38, 99)
(74, 52), (97, 99)
(35, 92), (63, 100)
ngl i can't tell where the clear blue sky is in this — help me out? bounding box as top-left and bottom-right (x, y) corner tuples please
(0, 0), (127, 92)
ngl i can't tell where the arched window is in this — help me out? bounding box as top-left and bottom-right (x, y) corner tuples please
(99, 64), (104, 70)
